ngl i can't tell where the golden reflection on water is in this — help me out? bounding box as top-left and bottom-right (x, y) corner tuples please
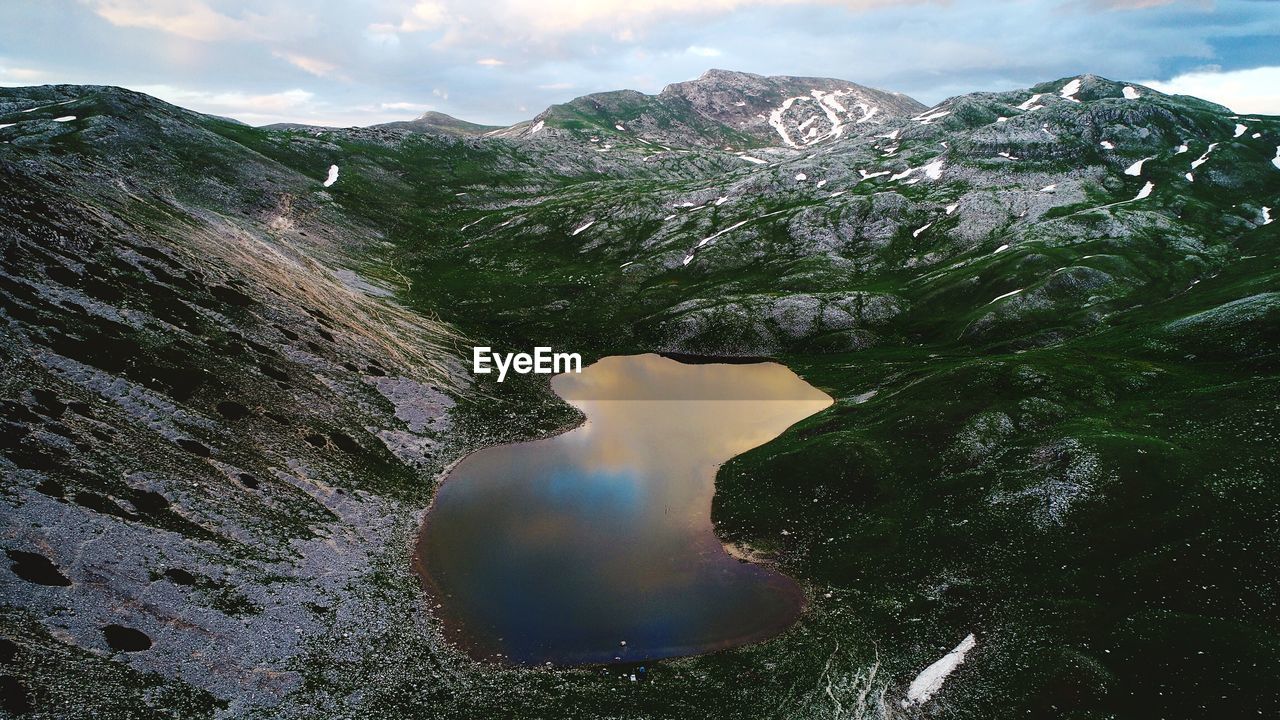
(417, 354), (832, 665)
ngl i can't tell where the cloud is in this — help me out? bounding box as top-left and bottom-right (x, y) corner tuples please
(137, 85), (314, 112)
(368, 1), (448, 34)
(378, 101), (434, 112)
(368, 0), (939, 44)
(130, 84), (420, 125)
(0, 63), (50, 86)
(273, 51), (338, 78)
(136, 83), (435, 126)
(1144, 65), (1280, 114)
(82, 0), (287, 42)
(1085, 0), (1191, 9)
(476, 58), (505, 66)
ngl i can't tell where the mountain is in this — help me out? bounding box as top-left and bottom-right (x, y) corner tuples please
(1, 73), (1278, 720)
(374, 110), (502, 136)
(497, 68), (927, 150)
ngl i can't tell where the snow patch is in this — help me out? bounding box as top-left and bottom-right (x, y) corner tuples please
(571, 220), (595, 236)
(1233, 123), (1247, 138)
(714, 196), (729, 206)
(0, 123), (14, 129)
(1272, 146), (1280, 170)
(768, 97), (805, 148)
(1100, 140), (1114, 150)
(1133, 181), (1155, 200)
(794, 172), (807, 181)
(1059, 78), (1081, 102)
(1262, 207), (1272, 225)
(859, 169), (890, 180)
(615, 124), (625, 131)
(945, 203), (959, 215)
(993, 244), (1010, 254)
(922, 159), (945, 180)
(1174, 143), (1189, 155)
(52, 116), (76, 122)
(529, 120), (545, 135)
(323, 165), (339, 187)
(1016, 94), (1043, 111)
(903, 634), (978, 707)
(989, 288), (1023, 303)
(912, 222), (932, 238)
(915, 109), (951, 125)
(1040, 184), (1057, 192)
(996, 117), (1008, 123)
(811, 88), (848, 141)
(1122, 86), (1140, 100)
(1185, 173), (1194, 182)
(697, 218), (751, 248)
(738, 154), (767, 165)
(1124, 157), (1153, 176)
(879, 128), (900, 140)
(1190, 142), (1218, 170)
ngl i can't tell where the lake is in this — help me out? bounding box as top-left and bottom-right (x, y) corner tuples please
(415, 353), (832, 665)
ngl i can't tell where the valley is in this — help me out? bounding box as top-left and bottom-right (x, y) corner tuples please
(1, 69), (1278, 718)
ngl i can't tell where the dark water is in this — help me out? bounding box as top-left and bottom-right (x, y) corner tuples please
(415, 354), (832, 665)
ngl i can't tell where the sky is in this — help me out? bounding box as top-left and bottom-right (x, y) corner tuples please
(0, 0), (1277, 127)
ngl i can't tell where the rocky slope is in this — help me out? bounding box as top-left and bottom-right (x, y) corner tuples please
(1, 72), (1278, 719)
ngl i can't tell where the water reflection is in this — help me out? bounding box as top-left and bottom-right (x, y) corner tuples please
(416, 354), (832, 665)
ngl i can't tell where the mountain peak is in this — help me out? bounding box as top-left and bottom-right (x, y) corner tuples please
(375, 110), (500, 136)
(521, 69), (926, 150)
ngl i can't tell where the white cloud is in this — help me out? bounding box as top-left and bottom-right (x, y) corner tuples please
(368, 0), (447, 34)
(0, 63), (50, 86)
(379, 101), (433, 112)
(137, 85), (315, 113)
(273, 51), (338, 78)
(1086, 0), (1187, 9)
(476, 58), (505, 66)
(1144, 66), (1280, 115)
(82, 0), (302, 42)
(368, 0), (935, 44)
(128, 84), (420, 126)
